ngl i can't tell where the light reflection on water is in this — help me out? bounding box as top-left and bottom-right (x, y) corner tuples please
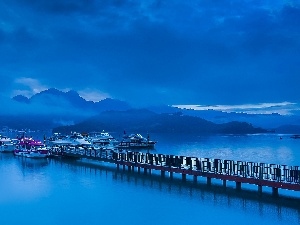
(0, 134), (300, 225)
(153, 133), (300, 165)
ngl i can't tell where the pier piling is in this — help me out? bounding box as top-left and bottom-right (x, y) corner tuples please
(207, 177), (212, 186)
(223, 180), (226, 188)
(236, 182), (242, 190)
(56, 148), (300, 198)
(272, 187), (279, 197)
(182, 174), (186, 182)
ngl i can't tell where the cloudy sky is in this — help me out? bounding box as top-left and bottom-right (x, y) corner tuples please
(0, 0), (299, 109)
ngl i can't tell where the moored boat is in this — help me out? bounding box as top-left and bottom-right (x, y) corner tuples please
(116, 133), (156, 149)
(14, 137), (49, 158)
(0, 136), (15, 152)
(25, 149), (49, 158)
(68, 132), (92, 146)
(48, 132), (92, 146)
(88, 131), (118, 149)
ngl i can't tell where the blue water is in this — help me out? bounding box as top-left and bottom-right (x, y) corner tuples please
(1, 133), (300, 225)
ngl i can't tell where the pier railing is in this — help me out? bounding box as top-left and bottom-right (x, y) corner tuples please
(54, 147), (300, 193)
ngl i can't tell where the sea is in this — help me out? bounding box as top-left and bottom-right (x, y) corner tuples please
(1, 132), (300, 225)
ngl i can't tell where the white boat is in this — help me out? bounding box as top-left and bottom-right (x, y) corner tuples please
(45, 133), (70, 146)
(14, 137), (49, 158)
(50, 139), (73, 146)
(25, 147), (49, 158)
(14, 150), (29, 156)
(46, 132), (92, 146)
(0, 136), (15, 152)
(68, 133), (92, 146)
(88, 131), (118, 146)
(116, 133), (156, 149)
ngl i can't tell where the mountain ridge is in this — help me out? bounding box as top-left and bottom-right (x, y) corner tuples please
(13, 88), (131, 113)
(6, 88), (300, 134)
(53, 109), (267, 135)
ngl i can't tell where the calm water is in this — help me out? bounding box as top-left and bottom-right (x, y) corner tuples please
(1, 133), (300, 225)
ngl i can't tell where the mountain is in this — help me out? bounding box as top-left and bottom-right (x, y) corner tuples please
(53, 109), (267, 135)
(7, 89), (299, 133)
(12, 95), (30, 104)
(172, 108), (297, 128)
(94, 98), (132, 112)
(29, 89), (83, 108)
(146, 105), (180, 114)
(4, 88), (132, 129)
(12, 88), (131, 114)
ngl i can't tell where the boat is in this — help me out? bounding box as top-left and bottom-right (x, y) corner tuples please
(48, 146), (64, 157)
(14, 137), (49, 158)
(88, 131), (118, 147)
(0, 136), (15, 152)
(67, 132), (92, 146)
(45, 133), (71, 146)
(116, 133), (157, 149)
(46, 132), (92, 147)
(25, 146), (49, 158)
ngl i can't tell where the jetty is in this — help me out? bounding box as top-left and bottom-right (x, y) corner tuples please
(51, 147), (299, 197)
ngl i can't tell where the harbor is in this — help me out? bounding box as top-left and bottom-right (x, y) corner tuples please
(1, 133), (300, 225)
(1, 131), (300, 197)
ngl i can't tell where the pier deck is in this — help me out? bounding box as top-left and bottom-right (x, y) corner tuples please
(52, 147), (300, 196)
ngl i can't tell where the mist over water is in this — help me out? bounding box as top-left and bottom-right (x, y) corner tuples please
(1, 133), (300, 225)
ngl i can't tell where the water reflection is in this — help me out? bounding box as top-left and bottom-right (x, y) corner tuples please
(17, 157), (49, 170)
(1, 133), (300, 225)
(57, 158), (300, 224)
(0, 155), (51, 203)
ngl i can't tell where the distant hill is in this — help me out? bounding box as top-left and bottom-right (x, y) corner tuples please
(6, 88), (300, 134)
(53, 109), (267, 135)
(171, 108), (300, 129)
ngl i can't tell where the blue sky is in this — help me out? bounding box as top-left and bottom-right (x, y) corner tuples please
(0, 0), (300, 110)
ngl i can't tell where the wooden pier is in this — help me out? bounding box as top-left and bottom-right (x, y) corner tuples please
(54, 147), (300, 196)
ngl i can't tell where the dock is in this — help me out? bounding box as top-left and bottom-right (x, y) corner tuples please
(52, 147), (300, 197)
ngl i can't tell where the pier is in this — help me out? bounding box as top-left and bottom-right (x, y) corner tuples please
(52, 147), (300, 197)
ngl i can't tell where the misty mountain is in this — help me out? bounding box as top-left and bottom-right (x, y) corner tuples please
(149, 106), (300, 133)
(12, 88), (131, 114)
(0, 88), (133, 129)
(146, 105), (180, 114)
(53, 109), (267, 135)
(177, 109), (300, 129)
(12, 95), (30, 104)
(5, 88), (300, 134)
(30, 88), (91, 109)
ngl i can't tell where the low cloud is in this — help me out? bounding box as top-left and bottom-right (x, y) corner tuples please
(13, 77), (48, 97)
(78, 89), (111, 102)
(173, 102), (300, 115)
